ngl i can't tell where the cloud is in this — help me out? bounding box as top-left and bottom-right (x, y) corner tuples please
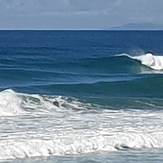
(0, 0), (163, 29)
(0, 0), (119, 16)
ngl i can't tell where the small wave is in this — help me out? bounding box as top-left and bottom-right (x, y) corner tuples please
(117, 53), (163, 71)
(0, 89), (93, 116)
(35, 76), (163, 98)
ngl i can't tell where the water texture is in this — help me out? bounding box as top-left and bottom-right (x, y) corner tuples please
(0, 30), (163, 162)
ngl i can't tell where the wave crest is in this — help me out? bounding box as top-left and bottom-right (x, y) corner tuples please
(118, 53), (163, 70)
(0, 89), (92, 116)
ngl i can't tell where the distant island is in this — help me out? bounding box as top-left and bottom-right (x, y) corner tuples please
(110, 23), (163, 30)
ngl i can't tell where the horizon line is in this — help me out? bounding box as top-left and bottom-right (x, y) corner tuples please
(0, 28), (163, 31)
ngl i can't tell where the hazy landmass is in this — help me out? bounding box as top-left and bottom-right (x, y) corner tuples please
(110, 23), (163, 30)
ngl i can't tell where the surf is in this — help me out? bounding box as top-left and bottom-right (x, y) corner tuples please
(117, 53), (163, 71)
(0, 89), (163, 160)
(0, 89), (91, 116)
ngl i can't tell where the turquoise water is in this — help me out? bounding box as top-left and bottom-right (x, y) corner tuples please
(0, 31), (163, 162)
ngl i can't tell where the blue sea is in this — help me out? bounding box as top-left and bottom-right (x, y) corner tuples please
(0, 30), (163, 162)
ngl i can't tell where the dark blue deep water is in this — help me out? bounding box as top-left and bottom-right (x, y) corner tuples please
(1, 31), (163, 162)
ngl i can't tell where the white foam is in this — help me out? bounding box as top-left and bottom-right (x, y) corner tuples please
(0, 110), (163, 160)
(1, 132), (163, 160)
(118, 53), (163, 70)
(0, 90), (163, 160)
(0, 89), (24, 116)
(132, 53), (163, 70)
(0, 89), (88, 116)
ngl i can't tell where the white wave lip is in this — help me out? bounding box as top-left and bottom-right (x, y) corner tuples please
(0, 89), (163, 160)
(118, 53), (163, 70)
(133, 53), (163, 70)
(0, 89), (23, 116)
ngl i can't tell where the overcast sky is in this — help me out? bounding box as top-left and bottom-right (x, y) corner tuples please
(0, 0), (162, 29)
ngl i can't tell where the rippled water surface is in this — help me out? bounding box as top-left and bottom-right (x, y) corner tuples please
(0, 31), (163, 162)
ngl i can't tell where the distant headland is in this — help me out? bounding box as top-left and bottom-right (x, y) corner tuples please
(110, 23), (163, 30)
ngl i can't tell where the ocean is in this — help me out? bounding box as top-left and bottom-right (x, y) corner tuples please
(0, 30), (163, 162)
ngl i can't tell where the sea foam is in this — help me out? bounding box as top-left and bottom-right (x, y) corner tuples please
(118, 53), (163, 70)
(0, 89), (88, 116)
(0, 89), (163, 160)
(0, 89), (23, 116)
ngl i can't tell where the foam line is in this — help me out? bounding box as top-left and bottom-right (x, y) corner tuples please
(0, 132), (163, 160)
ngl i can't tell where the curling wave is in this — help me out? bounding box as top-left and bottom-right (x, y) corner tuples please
(117, 53), (163, 71)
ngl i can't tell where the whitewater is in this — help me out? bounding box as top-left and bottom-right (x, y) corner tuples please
(0, 89), (163, 161)
(1, 30), (163, 162)
(117, 53), (163, 71)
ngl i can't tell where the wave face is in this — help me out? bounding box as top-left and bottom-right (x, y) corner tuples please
(118, 53), (163, 70)
(1, 31), (163, 162)
(0, 89), (163, 160)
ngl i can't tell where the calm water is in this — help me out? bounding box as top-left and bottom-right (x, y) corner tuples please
(0, 30), (163, 162)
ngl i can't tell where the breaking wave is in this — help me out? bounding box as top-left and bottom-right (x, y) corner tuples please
(76, 52), (163, 76)
(0, 89), (163, 160)
(117, 53), (163, 71)
(0, 89), (91, 116)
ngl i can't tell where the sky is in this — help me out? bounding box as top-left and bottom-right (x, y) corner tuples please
(0, 0), (162, 29)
